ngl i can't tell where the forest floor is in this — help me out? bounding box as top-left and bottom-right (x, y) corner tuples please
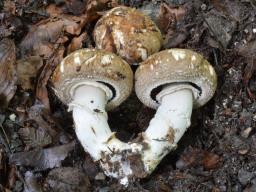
(0, 0), (256, 191)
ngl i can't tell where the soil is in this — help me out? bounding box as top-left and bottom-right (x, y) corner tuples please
(0, 0), (256, 191)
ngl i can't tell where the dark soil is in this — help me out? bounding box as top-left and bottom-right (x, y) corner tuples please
(1, 0), (256, 191)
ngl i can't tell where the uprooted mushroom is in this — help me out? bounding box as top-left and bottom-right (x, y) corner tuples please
(51, 48), (217, 185)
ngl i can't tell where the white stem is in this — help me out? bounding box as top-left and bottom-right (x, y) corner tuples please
(142, 87), (193, 172)
(71, 85), (129, 160)
(69, 84), (193, 186)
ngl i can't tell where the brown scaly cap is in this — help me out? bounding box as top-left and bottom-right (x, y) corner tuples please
(135, 49), (217, 109)
(51, 49), (133, 110)
(93, 6), (163, 65)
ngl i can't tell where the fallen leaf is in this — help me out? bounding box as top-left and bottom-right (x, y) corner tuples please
(0, 38), (17, 108)
(238, 40), (256, 99)
(19, 15), (87, 58)
(47, 0), (87, 16)
(86, 0), (115, 13)
(24, 171), (43, 192)
(67, 32), (88, 54)
(0, 186), (12, 192)
(204, 10), (236, 49)
(63, 0), (87, 15)
(21, 15), (88, 108)
(27, 102), (60, 139)
(9, 142), (75, 170)
(16, 56), (43, 90)
(176, 147), (222, 170)
(3, 0), (16, 15)
(46, 4), (64, 17)
(157, 3), (186, 34)
(0, 145), (7, 185)
(36, 46), (65, 109)
(210, 0), (245, 22)
(7, 165), (16, 189)
(18, 126), (52, 149)
(202, 151), (222, 170)
(156, 3), (188, 48)
(44, 167), (91, 192)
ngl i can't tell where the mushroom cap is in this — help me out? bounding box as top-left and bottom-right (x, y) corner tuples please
(93, 6), (163, 65)
(51, 49), (133, 110)
(135, 49), (217, 109)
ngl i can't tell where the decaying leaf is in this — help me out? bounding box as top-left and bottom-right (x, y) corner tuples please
(238, 40), (256, 99)
(157, 3), (186, 34)
(44, 167), (91, 192)
(9, 142), (75, 170)
(18, 14), (88, 108)
(19, 14), (87, 58)
(0, 38), (17, 108)
(3, 0), (16, 15)
(156, 3), (188, 48)
(86, 0), (116, 14)
(67, 32), (88, 54)
(46, 0), (88, 16)
(16, 56), (43, 90)
(18, 126), (52, 149)
(210, 0), (245, 22)
(24, 171), (43, 192)
(27, 102), (60, 139)
(0, 145), (7, 185)
(36, 47), (65, 109)
(204, 10), (236, 49)
(176, 147), (222, 170)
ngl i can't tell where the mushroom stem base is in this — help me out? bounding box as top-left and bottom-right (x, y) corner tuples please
(142, 87), (193, 172)
(70, 85), (193, 186)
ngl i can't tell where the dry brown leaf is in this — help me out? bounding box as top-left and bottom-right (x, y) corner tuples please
(0, 38), (17, 108)
(24, 171), (43, 192)
(36, 46), (65, 109)
(176, 147), (222, 170)
(20, 15), (87, 58)
(9, 142), (75, 170)
(3, 0), (16, 15)
(18, 126), (52, 149)
(86, 0), (115, 13)
(47, 0), (87, 16)
(44, 167), (91, 191)
(46, 4), (64, 17)
(67, 32), (88, 54)
(19, 14), (88, 108)
(7, 165), (16, 189)
(16, 56), (43, 90)
(238, 40), (256, 99)
(0, 145), (7, 185)
(210, 0), (245, 21)
(157, 3), (186, 34)
(27, 102), (60, 139)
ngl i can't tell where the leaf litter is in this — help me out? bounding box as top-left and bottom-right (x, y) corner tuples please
(0, 0), (256, 191)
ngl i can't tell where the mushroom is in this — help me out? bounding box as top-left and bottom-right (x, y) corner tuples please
(51, 48), (135, 163)
(51, 48), (153, 186)
(135, 49), (217, 173)
(93, 6), (163, 65)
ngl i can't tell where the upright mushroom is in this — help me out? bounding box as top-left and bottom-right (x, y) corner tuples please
(135, 49), (217, 173)
(93, 6), (163, 64)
